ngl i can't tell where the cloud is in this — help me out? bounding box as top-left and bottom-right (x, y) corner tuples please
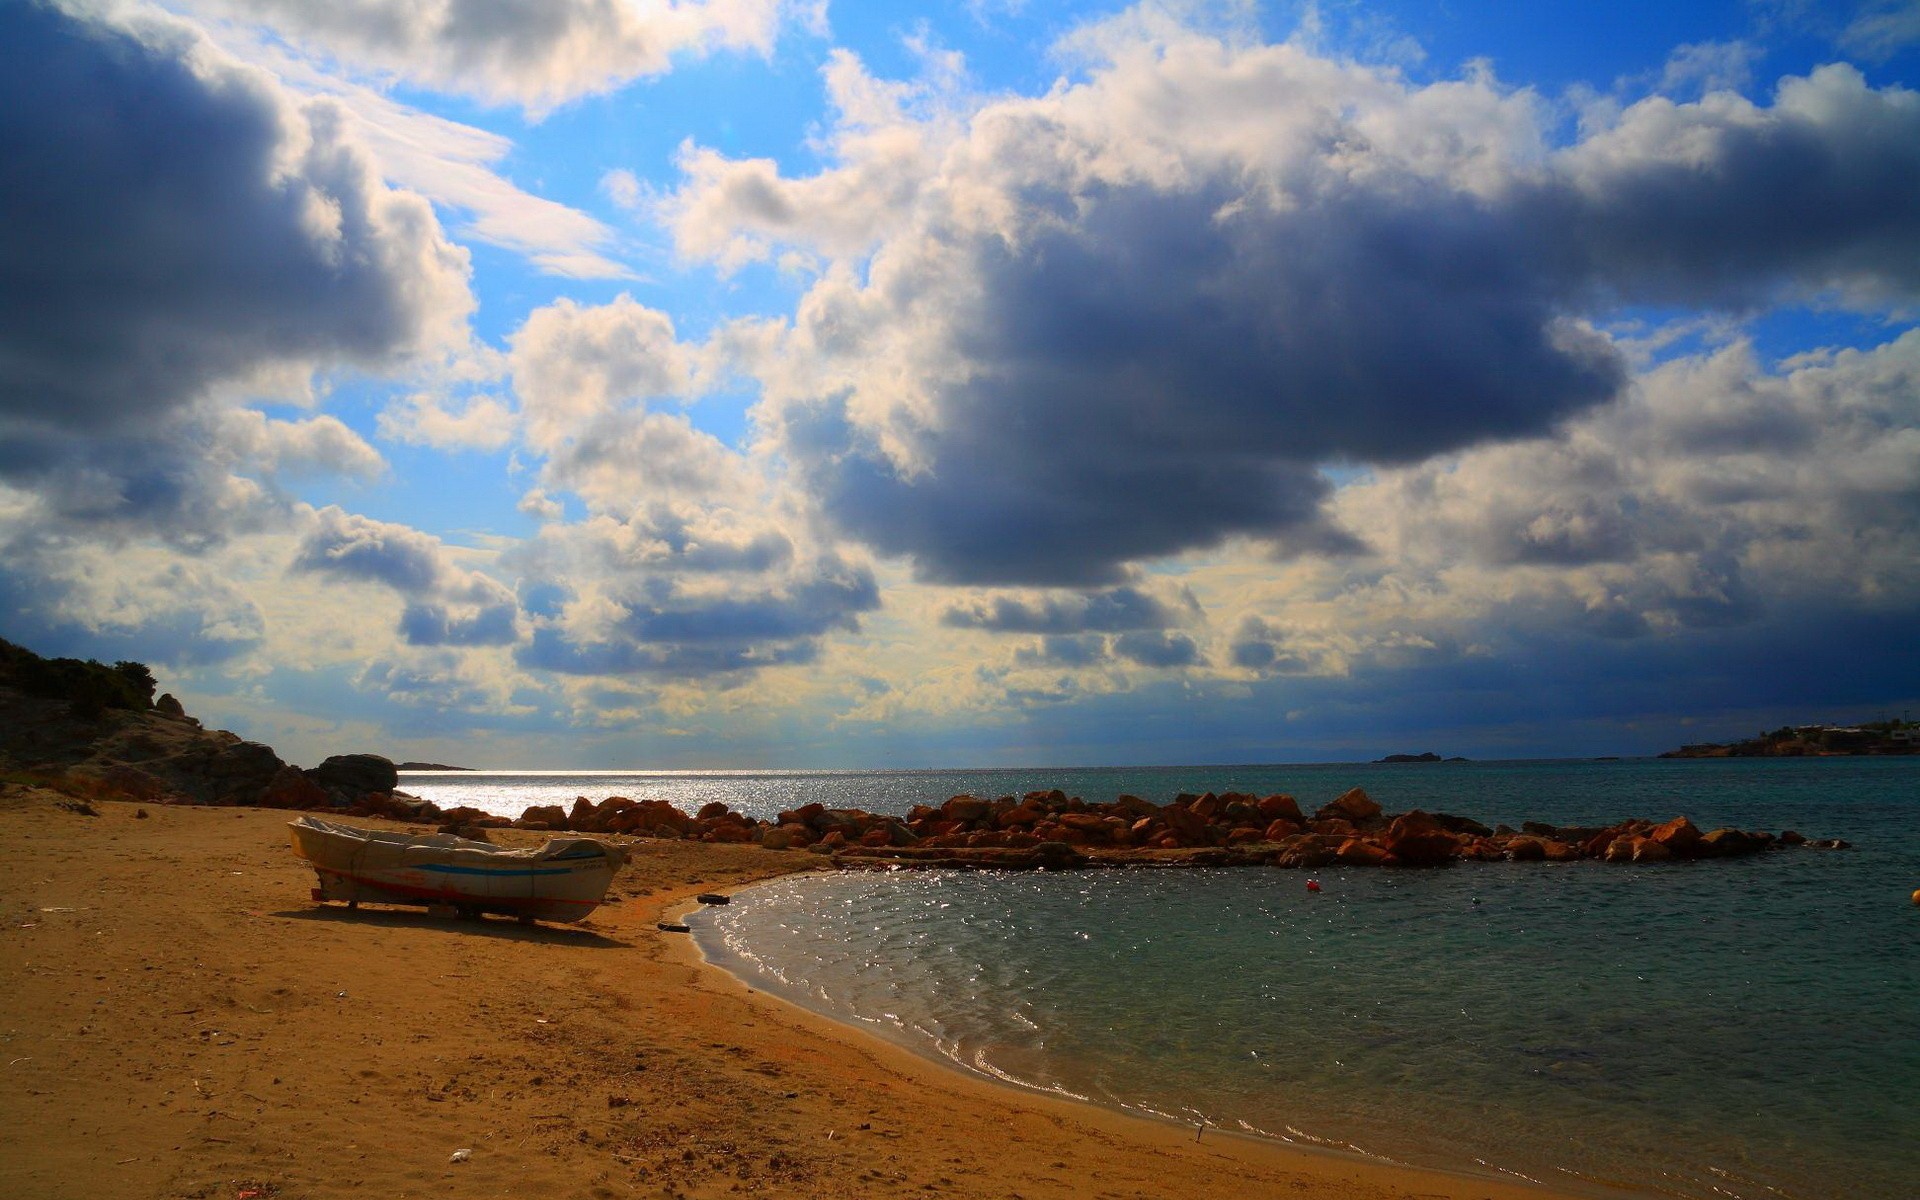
(663, 47), (964, 271)
(1015, 634), (1109, 667)
(0, 3), (471, 439)
(238, 40), (632, 277)
(510, 512), (879, 678)
(292, 506), (520, 646)
(698, 24), (1920, 588)
(1113, 630), (1202, 668)
(1839, 2), (1920, 60)
(376, 391), (517, 450)
(0, 510), (267, 667)
(510, 296), (696, 456)
(191, 0), (794, 111)
(942, 585), (1190, 633)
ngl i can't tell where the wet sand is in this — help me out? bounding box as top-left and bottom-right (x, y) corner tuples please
(1, 791), (1618, 1199)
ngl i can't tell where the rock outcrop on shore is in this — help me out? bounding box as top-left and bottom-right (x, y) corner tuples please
(457, 785), (1841, 872)
(0, 637), (421, 817)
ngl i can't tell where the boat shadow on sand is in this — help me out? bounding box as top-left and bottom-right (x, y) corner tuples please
(268, 904), (630, 948)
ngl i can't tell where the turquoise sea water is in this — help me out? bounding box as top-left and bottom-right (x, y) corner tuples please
(404, 760), (1920, 1199)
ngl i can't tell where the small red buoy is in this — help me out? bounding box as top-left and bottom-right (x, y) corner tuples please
(1306, 879), (1322, 892)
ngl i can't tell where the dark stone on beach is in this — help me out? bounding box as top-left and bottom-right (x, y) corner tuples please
(305, 753), (398, 797)
(260, 764), (330, 810)
(518, 804), (568, 830)
(695, 893), (731, 905)
(656, 922), (691, 934)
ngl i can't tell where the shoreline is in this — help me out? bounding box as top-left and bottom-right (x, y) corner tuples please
(1, 790), (1635, 1199)
(671, 874), (1645, 1200)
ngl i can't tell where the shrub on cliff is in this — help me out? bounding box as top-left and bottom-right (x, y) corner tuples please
(0, 637), (157, 718)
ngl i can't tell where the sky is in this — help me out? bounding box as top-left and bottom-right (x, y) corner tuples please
(3, 0), (1918, 768)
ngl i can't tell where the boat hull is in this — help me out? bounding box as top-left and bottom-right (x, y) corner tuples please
(289, 815), (623, 923)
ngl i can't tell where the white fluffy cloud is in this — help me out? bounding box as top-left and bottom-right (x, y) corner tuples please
(674, 22), (1919, 590)
(190, 0), (798, 111)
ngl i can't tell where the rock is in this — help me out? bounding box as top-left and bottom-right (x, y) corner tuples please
(1505, 837), (1547, 862)
(305, 754), (398, 797)
(1161, 805), (1211, 844)
(696, 801), (731, 821)
(996, 803), (1045, 828)
(1336, 838), (1391, 866)
(760, 827), (795, 850)
(518, 804), (569, 830)
(1381, 811), (1458, 866)
(1257, 794), (1304, 823)
(1262, 818), (1301, 842)
(1647, 815), (1702, 856)
(1032, 841), (1085, 868)
(259, 764), (330, 810)
(1429, 812), (1494, 838)
(1698, 828), (1768, 857)
(1778, 829), (1806, 846)
(942, 795), (991, 823)
(1315, 787), (1382, 825)
(1631, 838), (1673, 863)
(154, 693), (187, 719)
(1603, 835), (1642, 863)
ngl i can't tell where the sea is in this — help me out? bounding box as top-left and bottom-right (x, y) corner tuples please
(400, 759), (1920, 1200)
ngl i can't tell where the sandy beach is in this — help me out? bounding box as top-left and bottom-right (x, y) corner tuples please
(1, 790), (1617, 1200)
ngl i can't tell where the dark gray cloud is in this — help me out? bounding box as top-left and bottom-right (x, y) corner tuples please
(1541, 66), (1920, 308)
(509, 512), (881, 678)
(398, 598), (520, 647)
(1113, 630), (1202, 669)
(757, 54), (1920, 588)
(294, 508), (444, 592)
(515, 562), (878, 679)
(1015, 634), (1109, 667)
(0, 2), (467, 437)
(943, 586), (1187, 633)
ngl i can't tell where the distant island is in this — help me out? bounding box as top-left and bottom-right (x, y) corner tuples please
(396, 761), (474, 771)
(1661, 720), (1917, 758)
(1374, 752), (1470, 763)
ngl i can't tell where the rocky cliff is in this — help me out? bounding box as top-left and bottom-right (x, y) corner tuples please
(0, 637), (410, 813)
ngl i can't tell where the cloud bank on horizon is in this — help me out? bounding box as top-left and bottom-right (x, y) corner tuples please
(2, 0), (1917, 766)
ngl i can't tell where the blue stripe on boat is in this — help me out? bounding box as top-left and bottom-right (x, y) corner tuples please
(416, 863), (584, 877)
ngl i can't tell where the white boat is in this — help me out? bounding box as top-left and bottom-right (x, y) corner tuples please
(289, 815), (625, 924)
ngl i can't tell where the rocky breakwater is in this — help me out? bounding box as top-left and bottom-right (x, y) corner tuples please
(486, 786), (1844, 871)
